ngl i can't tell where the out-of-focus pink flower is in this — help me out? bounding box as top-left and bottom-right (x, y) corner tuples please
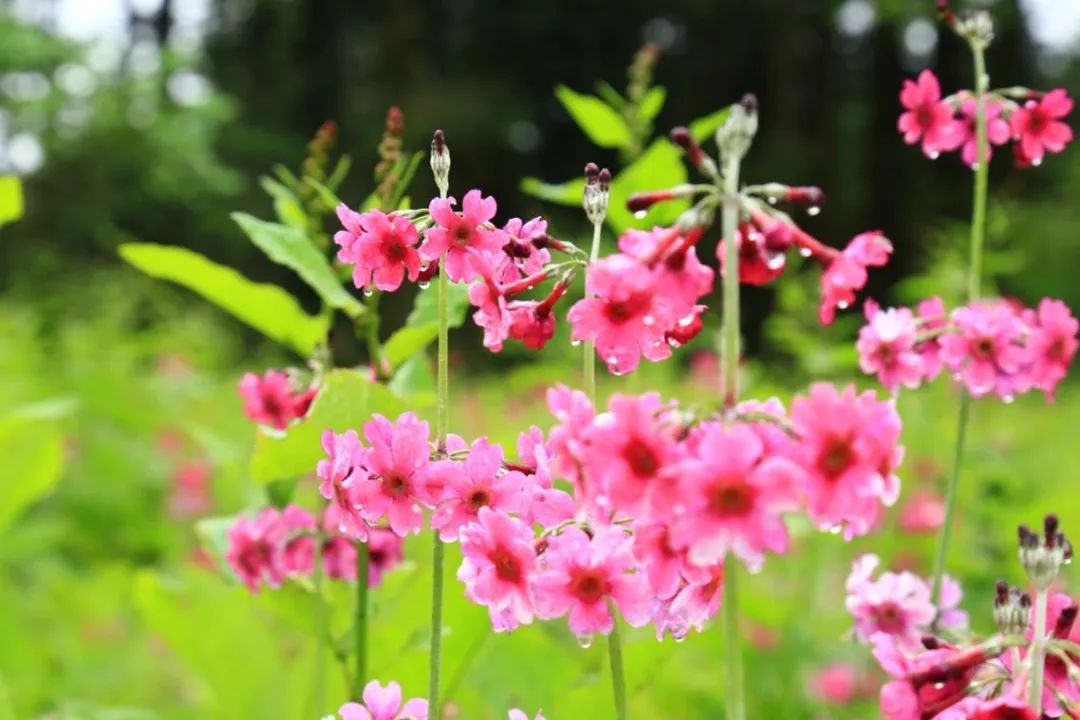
(810, 662), (858, 705)
(1026, 298), (1078, 401)
(366, 526), (404, 588)
(467, 260), (512, 352)
(533, 526), (651, 638)
(871, 633), (993, 720)
(420, 190), (505, 282)
(352, 413), (434, 537)
(334, 206), (422, 292)
(819, 231), (892, 325)
(507, 710), (545, 720)
(545, 385), (595, 490)
(226, 508), (286, 592)
(845, 555), (936, 651)
(280, 505), (317, 576)
(338, 680), (428, 720)
(898, 489), (945, 534)
(857, 306), (926, 391)
(168, 459), (212, 518)
(318, 429), (369, 540)
(957, 97), (1012, 168)
(458, 508), (538, 632)
(940, 302), (1029, 399)
(897, 70), (965, 158)
(916, 297), (948, 381)
(1011, 88), (1073, 166)
(237, 370), (316, 429)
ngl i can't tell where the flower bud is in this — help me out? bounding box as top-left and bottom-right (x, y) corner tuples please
(583, 163), (611, 226)
(1018, 515), (1072, 590)
(430, 129), (451, 197)
(716, 93), (759, 162)
(993, 580), (1031, 635)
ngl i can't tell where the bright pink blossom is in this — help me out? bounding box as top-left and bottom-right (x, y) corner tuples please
(467, 261), (512, 352)
(545, 385), (595, 490)
(718, 223), (788, 286)
(857, 306), (925, 391)
(1011, 89), (1073, 166)
(506, 301), (557, 350)
(533, 526), (651, 638)
(819, 231), (892, 325)
(957, 97), (1012, 168)
(496, 216), (550, 282)
(458, 507), (539, 632)
(237, 370), (316, 429)
(420, 190), (505, 282)
(664, 562), (725, 636)
(365, 526), (405, 588)
(318, 429), (369, 540)
(226, 508), (286, 592)
(431, 439), (528, 541)
(334, 206), (422, 292)
(619, 226), (714, 318)
(897, 70), (965, 158)
(352, 413), (434, 537)
(940, 302), (1028, 398)
(810, 662), (858, 705)
(1026, 298), (1078, 400)
(338, 680), (428, 720)
(897, 490), (945, 534)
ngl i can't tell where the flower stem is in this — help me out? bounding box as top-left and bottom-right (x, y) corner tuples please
(313, 535), (327, 715)
(721, 155), (742, 410)
(607, 612), (629, 720)
(583, 219), (602, 399)
(723, 555), (745, 720)
(930, 39), (990, 618)
(354, 540), (369, 697)
(1029, 588), (1048, 713)
(429, 257), (449, 718)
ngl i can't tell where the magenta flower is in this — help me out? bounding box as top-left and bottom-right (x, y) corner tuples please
(317, 429), (369, 540)
(236, 370), (316, 429)
(338, 680), (428, 720)
(280, 505), (317, 576)
(1026, 298), (1078, 400)
(957, 97), (1011, 168)
(819, 231), (892, 325)
(916, 296), (948, 380)
(790, 383), (903, 539)
(322, 534), (358, 581)
(507, 301), (557, 350)
(939, 302), (1028, 398)
(871, 633), (994, 720)
(897, 69), (965, 158)
(334, 206), (422, 292)
(533, 526), (650, 638)
(665, 562), (725, 636)
(619, 226), (714, 318)
(845, 554), (938, 651)
(810, 662), (859, 705)
(857, 306), (926, 391)
(496, 216), (550, 282)
(458, 507), (539, 632)
(352, 413), (434, 537)
(431, 439), (528, 541)
(1011, 88), (1073, 166)
(365, 526), (405, 588)
(669, 422), (802, 569)
(545, 385), (595, 490)
(631, 521), (688, 600)
(420, 189), (505, 282)
(717, 223), (788, 287)
(467, 259), (512, 352)
(226, 508), (286, 592)
(568, 254), (671, 375)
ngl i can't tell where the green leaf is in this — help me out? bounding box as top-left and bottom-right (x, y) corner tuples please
(406, 282), (470, 328)
(554, 85), (634, 149)
(194, 515), (237, 578)
(231, 213), (363, 318)
(258, 176), (306, 230)
(387, 151), (424, 210)
(382, 324), (440, 369)
(325, 154), (352, 191)
(519, 177), (585, 206)
(272, 163), (303, 190)
(119, 243), (329, 355)
(388, 355), (436, 407)
(0, 417), (64, 533)
(689, 106), (732, 143)
(301, 176), (341, 210)
(594, 81), (627, 110)
(0, 672), (14, 720)
(0, 176), (24, 228)
(249, 369), (406, 483)
(608, 139), (689, 232)
(638, 86), (667, 123)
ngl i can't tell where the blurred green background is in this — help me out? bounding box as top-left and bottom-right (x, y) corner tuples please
(0, 0), (1078, 718)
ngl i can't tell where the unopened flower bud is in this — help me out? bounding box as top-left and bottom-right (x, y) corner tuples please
(716, 93), (759, 162)
(993, 581), (1032, 635)
(583, 164), (611, 226)
(1018, 514), (1072, 589)
(430, 129), (451, 197)
(935, 0), (957, 28)
(956, 9), (994, 48)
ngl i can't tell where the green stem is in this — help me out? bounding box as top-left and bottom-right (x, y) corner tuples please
(607, 614), (629, 720)
(930, 40), (989, 616)
(583, 219), (602, 399)
(354, 541), (369, 697)
(721, 155), (741, 410)
(723, 555), (745, 720)
(429, 258), (450, 718)
(1029, 588), (1048, 712)
(363, 291), (384, 377)
(313, 535), (327, 715)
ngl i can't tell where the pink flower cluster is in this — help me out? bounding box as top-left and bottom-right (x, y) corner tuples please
(858, 297), (1078, 400)
(898, 69), (1073, 167)
(338, 679), (428, 720)
(237, 369), (317, 429)
(845, 554), (967, 652)
(224, 504), (402, 593)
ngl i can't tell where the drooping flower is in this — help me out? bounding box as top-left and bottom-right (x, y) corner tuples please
(338, 680), (428, 720)
(819, 231), (893, 325)
(1026, 298), (1078, 400)
(496, 216), (550, 282)
(956, 96), (1012, 168)
(431, 439), (528, 542)
(317, 429), (369, 540)
(939, 302), (1028, 399)
(545, 385), (595, 490)
(458, 507), (539, 632)
(857, 306), (926, 391)
(1010, 88), (1074, 166)
(334, 206), (422, 292)
(420, 189), (505, 282)
(897, 70), (965, 158)
(506, 301), (557, 350)
(631, 521), (688, 600)
(717, 222), (789, 286)
(533, 525), (651, 639)
(237, 370), (316, 429)
(352, 413), (435, 537)
(226, 508), (286, 592)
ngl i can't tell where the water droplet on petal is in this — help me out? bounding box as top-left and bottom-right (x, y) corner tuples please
(643, 315), (656, 327)
(1032, 156), (1043, 167)
(807, 206), (821, 216)
(633, 210), (648, 220)
(419, 263), (430, 272)
(673, 630), (688, 643)
(570, 339), (582, 347)
(799, 247), (812, 257)
(928, 151), (940, 160)
(667, 338), (682, 348)
(766, 253), (786, 270)
(766, 196), (777, 205)
(362, 287), (374, 297)
(1002, 394), (1015, 404)
(418, 281), (431, 290)
(837, 301), (850, 310)
(577, 634), (593, 649)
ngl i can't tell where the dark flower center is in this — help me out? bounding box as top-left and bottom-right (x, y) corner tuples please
(382, 474), (408, 498)
(971, 337), (996, 360)
(385, 238), (406, 260)
(452, 224), (473, 247)
(916, 104), (935, 128)
(818, 436), (855, 479)
(621, 437), (660, 477)
(708, 482), (755, 516)
(603, 292), (651, 325)
(466, 487), (492, 511)
(568, 568), (608, 604)
(874, 601), (906, 633)
(490, 545), (522, 583)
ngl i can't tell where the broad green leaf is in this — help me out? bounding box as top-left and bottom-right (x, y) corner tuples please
(258, 176), (306, 230)
(406, 282), (470, 328)
(608, 139), (689, 231)
(249, 368), (406, 483)
(382, 324), (439, 369)
(554, 85), (633, 149)
(689, 106), (732, 143)
(301, 176), (341, 210)
(119, 242), (328, 355)
(519, 177), (584, 207)
(272, 163), (303, 190)
(231, 212), (363, 318)
(638, 86), (667, 123)
(594, 81), (627, 110)
(388, 354), (436, 407)
(0, 417), (64, 533)
(0, 176), (23, 228)
(0, 672), (14, 720)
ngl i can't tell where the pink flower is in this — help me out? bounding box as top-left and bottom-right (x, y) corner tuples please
(226, 508), (286, 592)
(458, 507), (538, 632)
(568, 254), (671, 375)
(1011, 89), (1073, 166)
(237, 370), (316, 429)
(940, 302), (1029, 398)
(717, 223), (788, 286)
(619, 226), (714, 318)
(467, 260), (512, 352)
(944, 697), (1039, 720)
(334, 206), (422, 292)
(431, 439), (527, 541)
(957, 97), (1012, 168)
(632, 521), (688, 600)
(916, 297), (948, 380)
(533, 526), (651, 638)
(420, 190), (505, 282)
(810, 662), (858, 705)
(507, 301), (557, 350)
(1027, 298), (1078, 400)
(168, 459), (212, 518)
(669, 422), (803, 569)
(352, 413), (434, 537)
(280, 505), (317, 576)
(819, 231), (893, 325)
(507, 711), (545, 720)
(897, 70), (965, 158)
(845, 554), (936, 651)
(365, 526), (405, 588)
(545, 385), (595, 490)
(497, 216), (550, 282)
(790, 383), (903, 539)
(318, 429), (369, 540)
(897, 489), (945, 534)
(857, 306), (926, 391)
(322, 534), (357, 581)
(665, 562), (725, 635)
(338, 680), (428, 720)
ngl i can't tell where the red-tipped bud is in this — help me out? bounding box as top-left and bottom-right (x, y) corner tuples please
(502, 269), (550, 298)
(627, 190), (675, 214)
(784, 186), (826, 212)
(670, 126), (705, 165)
(597, 168), (611, 190)
(584, 162), (600, 184)
(936, 0), (957, 28)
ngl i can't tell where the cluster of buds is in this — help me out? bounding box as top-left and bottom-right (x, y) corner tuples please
(374, 106), (406, 208)
(582, 162), (611, 227)
(993, 580), (1032, 635)
(1019, 514), (1073, 590)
